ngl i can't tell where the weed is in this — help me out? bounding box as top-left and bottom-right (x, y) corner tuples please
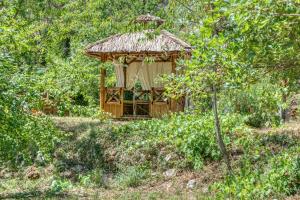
(116, 165), (150, 187)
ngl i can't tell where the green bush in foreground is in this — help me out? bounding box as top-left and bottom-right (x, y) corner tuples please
(0, 115), (64, 167)
(113, 113), (244, 169)
(212, 146), (300, 199)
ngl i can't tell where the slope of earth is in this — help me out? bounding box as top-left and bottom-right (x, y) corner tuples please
(0, 117), (299, 199)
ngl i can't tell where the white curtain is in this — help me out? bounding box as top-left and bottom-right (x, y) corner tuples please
(126, 62), (139, 89)
(126, 61), (172, 90)
(113, 59), (125, 87)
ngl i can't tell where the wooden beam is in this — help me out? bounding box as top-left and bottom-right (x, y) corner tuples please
(100, 68), (106, 111)
(86, 51), (191, 62)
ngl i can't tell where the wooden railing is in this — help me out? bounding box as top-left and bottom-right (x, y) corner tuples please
(103, 87), (182, 118)
(151, 88), (168, 104)
(105, 87), (123, 104)
(105, 88), (167, 103)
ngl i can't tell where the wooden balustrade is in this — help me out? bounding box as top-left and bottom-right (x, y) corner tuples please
(103, 87), (183, 118)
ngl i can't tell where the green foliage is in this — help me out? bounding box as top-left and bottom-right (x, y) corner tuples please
(0, 0), (170, 117)
(212, 146), (300, 199)
(166, 0), (299, 126)
(54, 125), (107, 172)
(78, 168), (106, 187)
(0, 114), (64, 167)
(50, 178), (73, 194)
(0, 0), (299, 198)
(210, 125), (300, 199)
(220, 80), (282, 127)
(114, 113), (244, 169)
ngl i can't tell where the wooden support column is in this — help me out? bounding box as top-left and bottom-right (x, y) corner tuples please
(171, 56), (176, 74)
(123, 66), (127, 88)
(170, 56), (177, 112)
(100, 68), (106, 111)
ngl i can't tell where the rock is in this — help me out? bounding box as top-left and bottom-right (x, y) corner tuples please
(0, 168), (12, 179)
(60, 170), (74, 179)
(35, 151), (45, 166)
(165, 154), (172, 162)
(187, 179), (197, 189)
(164, 169), (176, 178)
(26, 166), (40, 180)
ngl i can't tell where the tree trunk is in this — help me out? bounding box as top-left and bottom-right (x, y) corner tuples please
(280, 93), (288, 123)
(211, 84), (232, 173)
(280, 79), (289, 123)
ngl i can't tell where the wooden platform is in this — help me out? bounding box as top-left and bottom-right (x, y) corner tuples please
(115, 115), (151, 121)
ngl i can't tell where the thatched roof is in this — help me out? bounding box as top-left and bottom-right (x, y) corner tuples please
(85, 30), (191, 60)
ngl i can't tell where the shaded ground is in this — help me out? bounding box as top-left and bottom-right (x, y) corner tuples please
(0, 117), (224, 199)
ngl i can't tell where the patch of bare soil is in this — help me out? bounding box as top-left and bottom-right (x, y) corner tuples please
(253, 120), (300, 137)
(64, 161), (224, 199)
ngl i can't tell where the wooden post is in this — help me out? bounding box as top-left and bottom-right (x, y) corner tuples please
(100, 68), (106, 111)
(170, 57), (177, 112)
(123, 66), (127, 88)
(171, 57), (176, 74)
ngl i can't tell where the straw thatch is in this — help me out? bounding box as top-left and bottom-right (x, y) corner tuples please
(135, 14), (165, 25)
(85, 30), (191, 60)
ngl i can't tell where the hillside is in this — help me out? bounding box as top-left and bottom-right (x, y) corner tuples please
(0, 116), (299, 199)
(1, 1), (299, 199)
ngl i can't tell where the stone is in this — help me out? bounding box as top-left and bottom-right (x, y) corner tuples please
(35, 151), (45, 166)
(164, 169), (176, 178)
(165, 154), (172, 162)
(60, 170), (74, 178)
(187, 179), (197, 189)
(0, 168), (12, 179)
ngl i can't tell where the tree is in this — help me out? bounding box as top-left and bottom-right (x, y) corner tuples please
(165, 0), (300, 171)
(166, 0), (244, 173)
(231, 0), (300, 122)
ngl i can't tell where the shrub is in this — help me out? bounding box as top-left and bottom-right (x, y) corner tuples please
(78, 168), (106, 187)
(220, 81), (281, 128)
(50, 178), (73, 193)
(116, 165), (150, 187)
(0, 115), (64, 167)
(113, 113), (244, 169)
(68, 105), (110, 120)
(212, 146), (300, 199)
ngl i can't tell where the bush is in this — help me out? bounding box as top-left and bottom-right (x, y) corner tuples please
(113, 113), (244, 169)
(220, 81), (282, 128)
(78, 168), (106, 187)
(212, 146), (300, 199)
(68, 105), (110, 120)
(50, 178), (73, 193)
(0, 114), (64, 167)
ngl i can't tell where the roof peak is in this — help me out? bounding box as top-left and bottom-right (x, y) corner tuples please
(85, 30), (191, 61)
(135, 14), (165, 25)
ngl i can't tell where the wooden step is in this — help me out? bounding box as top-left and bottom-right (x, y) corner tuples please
(115, 115), (151, 121)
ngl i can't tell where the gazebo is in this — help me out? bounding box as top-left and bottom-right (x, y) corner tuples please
(85, 14), (191, 118)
